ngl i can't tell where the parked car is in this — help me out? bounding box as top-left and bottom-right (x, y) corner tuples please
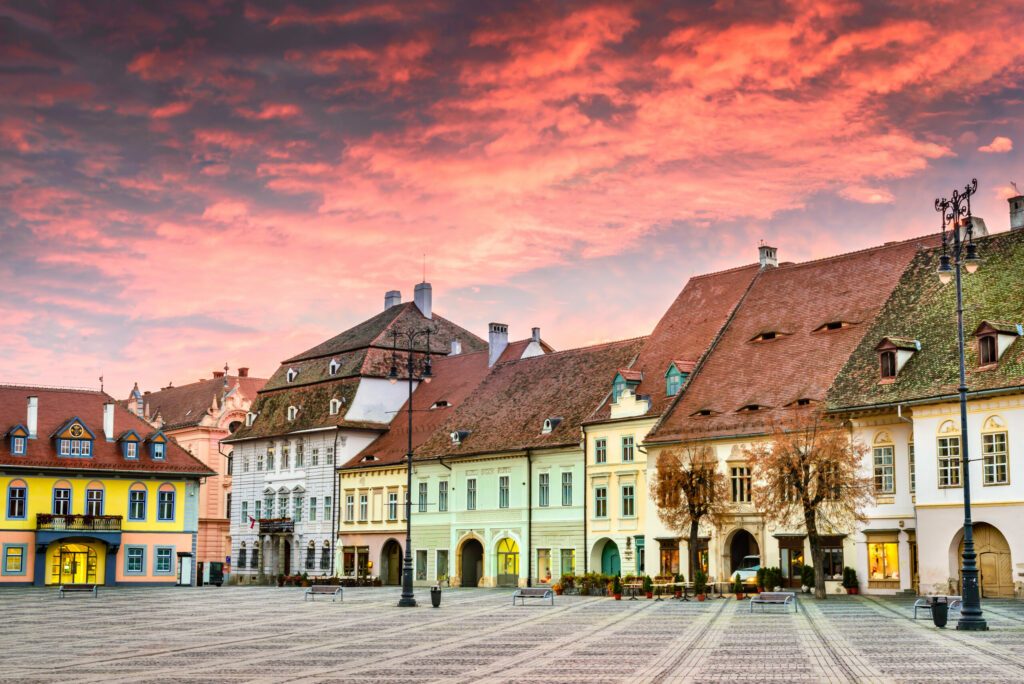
(734, 555), (760, 585)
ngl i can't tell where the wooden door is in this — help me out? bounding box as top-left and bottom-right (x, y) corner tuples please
(959, 524), (1014, 598)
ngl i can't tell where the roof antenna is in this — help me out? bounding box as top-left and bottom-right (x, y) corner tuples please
(423, 253), (426, 283)
(224, 362), (230, 388)
(99, 374), (104, 392)
(1012, 181), (1020, 195)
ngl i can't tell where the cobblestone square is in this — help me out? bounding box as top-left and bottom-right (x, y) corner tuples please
(2, 587), (1024, 683)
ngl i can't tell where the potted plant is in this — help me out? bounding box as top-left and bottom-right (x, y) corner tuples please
(733, 573), (745, 600)
(801, 565), (815, 594)
(612, 575), (622, 600)
(643, 575), (653, 599)
(694, 570), (708, 601)
(552, 583), (563, 595)
(842, 567), (859, 594)
(755, 567), (766, 593)
(276, 573), (285, 588)
(300, 572), (311, 587)
(673, 574), (684, 599)
(430, 584), (442, 607)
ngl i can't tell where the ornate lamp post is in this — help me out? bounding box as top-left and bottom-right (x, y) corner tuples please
(388, 327), (434, 607)
(934, 178), (987, 631)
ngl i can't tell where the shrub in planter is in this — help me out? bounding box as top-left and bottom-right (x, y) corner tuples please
(694, 570), (708, 600)
(612, 575), (622, 600)
(643, 575), (653, 598)
(733, 573), (745, 600)
(842, 567), (859, 594)
(559, 574), (576, 592)
(801, 565), (815, 593)
(552, 583), (563, 595)
(674, 573), (684, 599)
(276, 573), (285, 587)
(755, 567), (766, 592)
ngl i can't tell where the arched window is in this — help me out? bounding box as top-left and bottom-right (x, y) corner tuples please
(6, 479), (27, 519)
(85, 481), (105, 516)
(321, 541), (330, 570)
(52, 480), (72, 516)
(287, 406), (298, 421)
(306, 540), (316, 570)
(157, 483), (176, 521)
(128, 482), (147, 521)
(238, 542), (247, 569)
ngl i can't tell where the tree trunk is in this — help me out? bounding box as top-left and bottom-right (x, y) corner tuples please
(688, 517), (700, 582)
(804, 507), (827, 599)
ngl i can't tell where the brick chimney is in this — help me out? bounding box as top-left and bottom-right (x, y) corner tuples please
(213, 371), (225, 379)
(237, 367), (249, 378)
(488, 323), (509, 367)
(385, 290), (402, 310)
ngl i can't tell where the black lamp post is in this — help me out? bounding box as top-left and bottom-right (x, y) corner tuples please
(388, 327), (433, 608)
(934, 178), (987, 631)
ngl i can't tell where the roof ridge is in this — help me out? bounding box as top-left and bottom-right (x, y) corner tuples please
(499, 335), (647, 362)
(0, 383), (103, 394)
(777, 231), (941, 272)
(688, 262), (760, 280)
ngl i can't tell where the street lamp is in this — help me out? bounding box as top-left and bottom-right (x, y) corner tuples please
(934, 178), (987, 631)
(388, 327), (434, 607)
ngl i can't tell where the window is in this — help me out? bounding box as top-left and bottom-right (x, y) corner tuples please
(622, 436), (634, 462)
(256, 453), (264, 471)
(436, 549), (449, 581)
(560, 548), (575, 576)
(938, 436), (962, 487)
(251, 544), (259, 569)
(538, 548), (551, 583)
(419, 482), (428, 513)
(241, 500), (248, 523)
(11, 436), (26, 455)
(359, 494), (368, 521)
(293, 495), (303, 522)
(498, 476), (509, 509)
(730, 466), (752, 503)
(979, 335), (998, 365)
(909, 443), (915, 493)
(306, 542), (316, 570)
(660, 540), (680, 576)
(595, 438), (607, 464)
(60, 440), (70, 456)
(7, 482), (26, 519)
(868, 541), (899, 581)
(70, 440), (80, 457)
(286, 368), (297, 382)
(388, 492), (398, 520)
(594, 486), (607, 517)
(561, 472), (572, 506)
(880, 351), (897, 379)
(329, 398), (342, 415)
(242, 456), (249, 473)
(126, 546), (145, 574)
(86, 488), (104, 516)
(158, 486), (175, 521)
(326, 446), (334, 464)
(155, 547), (173, 574)
(309, 497), (317, 522)
(226, 456), (233, 476)
(346, 495), (354, 521)
(621, 484), (635, 517)
(982, 432), (1009, 485)
(246, 411), (256, 427)
(416, 549), (427, 581)
(254, 500), (262, 519)
(238, 543), (247, 569)
(279, 496), (289, 519)
(329, 358), (340, 376)
(438, 481), (448, 512)
(321, 542), (330, 570)
(282, 445), (290, 469)
(125, 442), (137, 459)
(820, 537), (844, 580)
(612, 376), (627, 402)
(263, 495), (273, 518)
(538, 473), (549, 507)
(311, 448), (319, 466)
(128, 486), (146, 521)
(751, 331), (778, 341)
(323, 496), (332, 520)
(151, 442), (164, 460)
(666, 369), (682, 396)
(53, 487), (71, 515)
(295, 444), (304, 468)
(872, 446), (895, 494)
(287, 406), (298, 421)
(466, 478), (477, 510)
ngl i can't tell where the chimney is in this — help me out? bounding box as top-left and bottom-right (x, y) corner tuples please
(758, 241), (778, 268)
(414, 282), (432, 319)
(1009, 193), (1024, 231)
(385, 290), (402, 310)
(488, 323), (509, 367)
(532, 327), (541, 343)
(213, 371), (225, 379)
(103, 402), (115, 441)
(450, 339), (462, 355)
(237, 367), (249, 378)
(960, 215), (988, 241)
(27, 396), (38, 438)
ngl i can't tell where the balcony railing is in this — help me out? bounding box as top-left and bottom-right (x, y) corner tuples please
(258, 518), (294, 534)
(37, 513), (123, 531)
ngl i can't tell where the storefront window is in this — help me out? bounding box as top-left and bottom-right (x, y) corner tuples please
(659, 540), (679, 576)
(868, 542), (899, 580)
(560, 548), (575, 576)
(820, 537), (844, 580)
(538, 549), (551, 583)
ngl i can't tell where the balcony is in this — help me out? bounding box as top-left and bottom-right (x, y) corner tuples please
(37, 514), (123, 531)
(258, 518), (294, 534)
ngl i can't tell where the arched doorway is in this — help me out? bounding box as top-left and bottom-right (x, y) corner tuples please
(600, 540), (621, 576)
(957, 523), (1013, 598)
(496, 538), (519, 587)
(54, 543), (99, 585)
(381, 539), (402, 586)
(728, 529), (760, 574)
(460, 539), (483, 587)
(283, 540), (292, 576)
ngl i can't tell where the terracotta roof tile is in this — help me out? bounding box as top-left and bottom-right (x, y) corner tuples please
(126, 375), (266, 430)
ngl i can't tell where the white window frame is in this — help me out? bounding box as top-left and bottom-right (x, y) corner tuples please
(982, 431), (1009, 485)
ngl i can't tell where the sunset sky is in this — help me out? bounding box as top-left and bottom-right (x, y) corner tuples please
(2, 0), (1022, 396)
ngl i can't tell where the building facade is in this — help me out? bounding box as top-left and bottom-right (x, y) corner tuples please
(1, 386), (212, 586)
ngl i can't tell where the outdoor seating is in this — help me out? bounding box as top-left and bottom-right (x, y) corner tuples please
(304, 585), (343, 602)
(913, 596), (961, 619)
(749, 591), (798, 613)
(58, 584), (98, 598)
(512, 587), (554, 606)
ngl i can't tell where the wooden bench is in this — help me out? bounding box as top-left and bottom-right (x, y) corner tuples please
(304, 585), (343, 602)
(913, 595), (961, 619)
(749, 591), (797, 613)
(512, 587), (554, 606)
(58, 584), (98, 598)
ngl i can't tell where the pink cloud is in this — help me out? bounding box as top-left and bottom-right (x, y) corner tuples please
(150, 101), (193, 118)
(978, 136), (1013, 153)
(840, 185), (896, 204)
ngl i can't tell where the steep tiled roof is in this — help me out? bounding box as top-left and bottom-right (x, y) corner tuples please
(0, 386), (214, 475)
(415, 337), (646, 459)
(648, 234), (940, 442)
(127, 375), (266, 430)
(828, 229), (1024, 410)
(587, 263), (760, 422)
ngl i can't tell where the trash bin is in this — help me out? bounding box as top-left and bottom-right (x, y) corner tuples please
(430, 586), (442, 608)
(931, 596), (949, 628)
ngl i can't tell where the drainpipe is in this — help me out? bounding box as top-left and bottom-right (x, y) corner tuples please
(582, 430), (588, 574)
(331, 429), (340, 576)
(526, 449), (533, 587)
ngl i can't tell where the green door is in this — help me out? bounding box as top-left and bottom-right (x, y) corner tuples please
(601, 542), (621, 575)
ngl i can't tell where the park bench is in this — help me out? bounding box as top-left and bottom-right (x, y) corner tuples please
(304, 585), (343, 602)
(512, 587), (554, 606)
(913, 596), (961, 619)
(749, 591), (798, 613)
(58, 584), (98, 598)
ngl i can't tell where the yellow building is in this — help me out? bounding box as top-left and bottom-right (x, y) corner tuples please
(2, 386), (214, 586)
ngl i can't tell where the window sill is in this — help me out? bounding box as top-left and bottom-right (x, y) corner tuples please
(937, 485), (963, 489)
(982, 481), (1010, 487)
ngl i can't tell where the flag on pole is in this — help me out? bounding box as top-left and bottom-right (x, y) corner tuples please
(248, 515), (256, 529)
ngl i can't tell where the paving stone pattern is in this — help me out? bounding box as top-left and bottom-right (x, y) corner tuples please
(2, 587), (1023, 683)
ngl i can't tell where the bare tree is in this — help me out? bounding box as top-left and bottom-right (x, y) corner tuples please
(650, 444), (728, 580)
(743, 412), (872, 599)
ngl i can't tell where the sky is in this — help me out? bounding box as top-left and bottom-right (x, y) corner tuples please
(2, 0), (1023, 397)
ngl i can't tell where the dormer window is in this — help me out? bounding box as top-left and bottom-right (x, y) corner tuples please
(750, 331), (778, 342)
(146, 432), (167, 460)
(152, 443), (165, 460)
(876, 337), (919, 382)
(542, 417), (563, 434)
(246, 411), (256, 427)
(611, 370), (641, 403)
(287, 406), (298, 421)
(119, 430), (141, 459)
(814, 321), (850, 333)
(665, 361), (693, 397)
(972, 322), (1022, 367)
(328, 359), (340, 376)
(55, 419), (95, 459)
(286, 368), (298, 383)
(880, 351), (896, 378)
(329, 398), (342, 416)
(796, 398), (812, 407)
(450, 429), (470, 446)
(979, 335), (997, 365)
(692, 409), (715, 417)
(362, 454), (377, 462)
(737, 404), (766, 412)
(12, 436), (26, 455)
(430, 400), (450, 410)
(7, 425), (28, 456)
